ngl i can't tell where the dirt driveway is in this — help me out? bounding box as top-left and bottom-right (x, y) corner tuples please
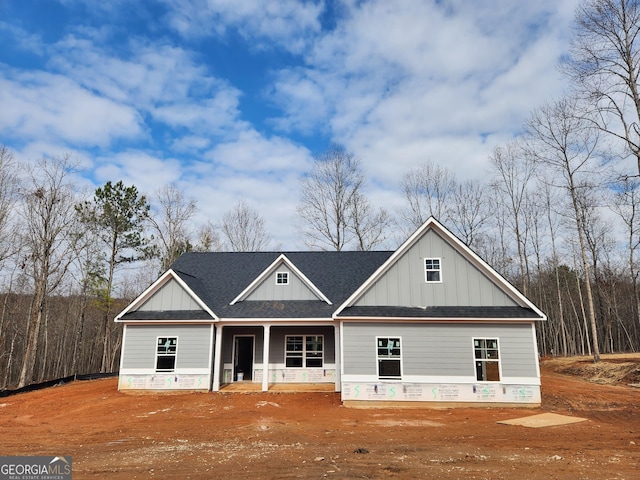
(1, 355), (639, 479)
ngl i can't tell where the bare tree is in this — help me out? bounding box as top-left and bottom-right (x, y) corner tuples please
(297, 144), (361, 251)
(148, 183), (198, 270)
(525, 96), (603, 362)
(296, 145), (388, 251)
(222, 199), (271, 252)
(17, 155), (78, 387)
(542, 181), (570, 356)
(194, 221), (225, 252)
(0, 146), (19, 265)
(399, 160), (455, 232)
(611, 177), (640, 326)
(449, 178), (491, 249)
(563, 0), (640, 177)
(350, 192), (391, 250)
(489, 140), (538, 295)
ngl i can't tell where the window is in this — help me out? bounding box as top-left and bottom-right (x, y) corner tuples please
(377, 337), (402, 379)
(285, 335), (323, 367)
(474, 338), (500, 381)
(156, 337), (177, 371)
(425, 258), (441, 282)
(276, 271), (289, 285)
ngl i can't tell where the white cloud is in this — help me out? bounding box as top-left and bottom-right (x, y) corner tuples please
(92, 150), (183, 194)
(162, 0), (324, 53)
(170, 135), (212, 152)
(0, 68), (142, 147)
(268, 0), (580, 191)
(48, 35), (245, 137)
(0, 21), (44, 55)
(206, 129), (311, 175)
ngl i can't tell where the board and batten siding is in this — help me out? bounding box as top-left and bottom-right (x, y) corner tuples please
(138, 278), (202, 311)
(354, 229), (518, 308)
(342, 322), (538, 379)
(122, 324), (213, 370)
(245, 266), (319, 301)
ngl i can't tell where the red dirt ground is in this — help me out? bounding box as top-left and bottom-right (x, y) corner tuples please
(1, 355), (639, 479)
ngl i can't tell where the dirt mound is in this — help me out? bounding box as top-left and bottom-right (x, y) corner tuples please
(542, 354), (640, 386)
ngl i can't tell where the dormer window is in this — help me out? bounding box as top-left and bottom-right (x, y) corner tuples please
(276, 272), (289, 285)
(425, 258), (441, 283)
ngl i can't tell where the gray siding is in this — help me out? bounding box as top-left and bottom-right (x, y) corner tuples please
(139, 279), (202, 311)
(355, 229), (517, 308)
(246, 265), (319, 301)
(122, 324), (212, 369)
(342, 322), (537, 378)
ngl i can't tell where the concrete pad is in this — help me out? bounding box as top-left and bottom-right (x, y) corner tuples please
(498, 412), (588, 428)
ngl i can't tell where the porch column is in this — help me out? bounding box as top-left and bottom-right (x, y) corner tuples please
(334, 323), (341, 392)
(212, 325), (224, 391)
(262, 325), (270, 392)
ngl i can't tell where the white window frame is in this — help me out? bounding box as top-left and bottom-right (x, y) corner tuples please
(276, 271), (289, 285)
(285, 335), (324, 368)
(424, 257), (442, 283)
(473, 338), (501, 382)
(156, 336), (178, 372)
(376, 336), (402, 380)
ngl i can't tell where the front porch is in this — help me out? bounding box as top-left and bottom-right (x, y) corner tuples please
(212, 323), (341, 392)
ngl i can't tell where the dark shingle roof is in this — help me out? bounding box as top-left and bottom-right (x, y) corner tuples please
(122, 250), (542, 321)
(168, 251), (393, 318)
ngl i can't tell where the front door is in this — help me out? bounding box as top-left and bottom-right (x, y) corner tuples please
(233, 336), (254, 381)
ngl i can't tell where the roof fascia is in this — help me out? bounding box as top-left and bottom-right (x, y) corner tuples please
(114, 269), (219, 321)
(229, 254), (332, 305)
(333, 217), (546, 320)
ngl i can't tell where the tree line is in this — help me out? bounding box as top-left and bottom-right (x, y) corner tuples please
(2, 0), (640, 390)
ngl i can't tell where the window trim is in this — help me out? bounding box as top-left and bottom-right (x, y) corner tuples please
(376, 336), (403, 380)
(424, 257), (442, 283)
(155, 336), (178, 372)
(473, 337), (501, 382)
(276, 271), (289, 285)
(285, 335), (324, 368)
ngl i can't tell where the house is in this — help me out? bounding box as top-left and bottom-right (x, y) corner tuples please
(115, 217), (545, 405)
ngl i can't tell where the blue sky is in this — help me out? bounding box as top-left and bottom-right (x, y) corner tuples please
(0, 0), (579, 249)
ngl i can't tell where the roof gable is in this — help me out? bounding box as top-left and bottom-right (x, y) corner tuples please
(138, 278), (201, 311)
(335, 217), (546, 320)
(230, 254), (331, 304)
(115, 269), (218, 322)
